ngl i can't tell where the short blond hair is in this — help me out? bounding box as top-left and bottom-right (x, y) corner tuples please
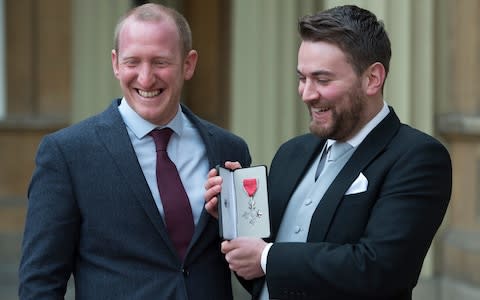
(113, 3), (192, 57)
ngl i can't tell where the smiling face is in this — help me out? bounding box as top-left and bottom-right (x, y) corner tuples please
(112, 17), (197, 125)
(297, 41), (374, 141)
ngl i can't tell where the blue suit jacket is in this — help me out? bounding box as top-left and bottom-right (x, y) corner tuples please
(252, 109), (451, 300)
(19, 99), (251, 300)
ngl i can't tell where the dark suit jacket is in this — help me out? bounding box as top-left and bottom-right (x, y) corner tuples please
(253, 109), (451, 300)
(19, 99), (251, 300)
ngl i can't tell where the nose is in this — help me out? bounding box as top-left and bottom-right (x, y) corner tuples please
(300, 79), (319, 103)
(137, 64), (155, 87)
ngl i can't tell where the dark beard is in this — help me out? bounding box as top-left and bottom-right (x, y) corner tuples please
(309, 86), (365, 141)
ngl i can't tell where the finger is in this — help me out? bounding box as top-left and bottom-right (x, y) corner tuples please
(204, 185), (217, 201)
(204, 175), (222, 191)
(205, 196), (218, 207)
(224, 161), (242, 170)
(204, 197), (219, 218)
(221, 240), (235, 254)
(207, 168), (218, 179)
(204, 183), (221, 202)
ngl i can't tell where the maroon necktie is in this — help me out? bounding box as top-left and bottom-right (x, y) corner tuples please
(150, 128), (194, 259)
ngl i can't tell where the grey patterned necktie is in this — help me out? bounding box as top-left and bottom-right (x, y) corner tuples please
(315, 142), (352, 181)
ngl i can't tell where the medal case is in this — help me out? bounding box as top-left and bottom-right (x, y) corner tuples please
(216, 165), (271, 239)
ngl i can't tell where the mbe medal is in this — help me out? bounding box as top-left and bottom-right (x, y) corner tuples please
(242, 178), (263, 225)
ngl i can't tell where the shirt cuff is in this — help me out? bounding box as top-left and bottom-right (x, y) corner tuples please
(260, 243), (273, 274)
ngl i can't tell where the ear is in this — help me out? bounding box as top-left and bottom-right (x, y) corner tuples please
(111, 49), (120, 78)
(183, 50), (198, 80)
(362, 62), (386, 96)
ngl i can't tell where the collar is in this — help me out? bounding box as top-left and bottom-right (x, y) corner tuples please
(118, 98), (184, 139)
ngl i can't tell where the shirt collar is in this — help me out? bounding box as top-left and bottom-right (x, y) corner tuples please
(118, 98), (184, 139)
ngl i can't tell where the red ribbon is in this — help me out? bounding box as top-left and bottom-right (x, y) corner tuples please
(243, 178), (257, 197)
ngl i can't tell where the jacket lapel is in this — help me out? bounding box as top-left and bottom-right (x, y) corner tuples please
(309, 108), (401, 241)
(95, 100), (175, 253)
(180, 105), (217, 248)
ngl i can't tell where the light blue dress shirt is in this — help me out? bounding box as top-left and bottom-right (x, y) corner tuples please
(118, 98), (209, 225)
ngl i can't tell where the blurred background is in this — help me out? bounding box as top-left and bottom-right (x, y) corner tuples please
(0, 0), (479, 299)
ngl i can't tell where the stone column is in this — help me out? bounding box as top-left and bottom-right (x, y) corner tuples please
(71, 0), (130, 122)
(230, 0), (322, 165)
(0, 0), (5, 119)
(436, 0), (480, 299)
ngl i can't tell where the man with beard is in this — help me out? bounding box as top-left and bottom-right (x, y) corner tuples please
(205, 5), (452, 300)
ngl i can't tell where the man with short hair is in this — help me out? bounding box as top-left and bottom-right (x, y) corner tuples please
(19, 3), (250, 299)
(205, 5), (451, 300)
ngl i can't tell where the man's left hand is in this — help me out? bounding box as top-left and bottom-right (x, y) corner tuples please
(221, 237), (267, 280)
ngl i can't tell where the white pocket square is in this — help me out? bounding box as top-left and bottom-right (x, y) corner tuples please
(345, 172), (368, 195)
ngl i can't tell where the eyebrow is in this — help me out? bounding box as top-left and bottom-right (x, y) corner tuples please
(120, 56), (139, 61)
(296, 69), (334, 77)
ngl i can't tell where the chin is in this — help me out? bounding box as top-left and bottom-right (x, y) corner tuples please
(309, 125), (328, 138)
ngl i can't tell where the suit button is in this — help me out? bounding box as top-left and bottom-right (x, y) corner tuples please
(294, 226), (302, 233)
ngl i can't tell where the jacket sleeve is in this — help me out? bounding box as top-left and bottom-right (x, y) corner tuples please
(19, 135), (80, 300)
